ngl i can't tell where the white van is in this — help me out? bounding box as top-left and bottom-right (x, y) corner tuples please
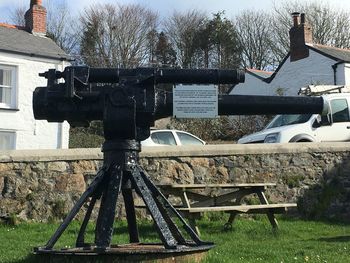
(238, 93), (350, 144)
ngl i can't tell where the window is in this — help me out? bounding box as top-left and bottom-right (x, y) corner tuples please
(0, 65), (16, 108)
(177, 132), (204, 145)
(266, 114), (312, 129)
(331, 99), (350, 123)
(150, 131), (177, 145)
(0, 131), (16, 150)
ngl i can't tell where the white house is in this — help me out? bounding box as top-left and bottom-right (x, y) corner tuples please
(0, 0), (70, 150)
(230, 12), (350, 96)
(231, 68), (273, 95)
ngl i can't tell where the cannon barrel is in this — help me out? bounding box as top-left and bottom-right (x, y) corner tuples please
(87, 67), (245, 84)
(34, 90), (326, 123)
(218, 94), (325, 115)
(154, 93), (326, 119)
(33, 66), (327, 125)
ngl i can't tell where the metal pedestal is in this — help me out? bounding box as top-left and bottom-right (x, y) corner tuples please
(35, 139), (213, 261)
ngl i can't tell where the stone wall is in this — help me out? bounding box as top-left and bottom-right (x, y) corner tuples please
(0, 143), (349, 222)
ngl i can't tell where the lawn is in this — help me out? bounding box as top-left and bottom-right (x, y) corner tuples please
(0, 216), (349, 263)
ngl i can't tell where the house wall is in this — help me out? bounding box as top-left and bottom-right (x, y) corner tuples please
(0, 52), (69, 150)
(230, 73), (269, 95)
(231, 50), (341, 96)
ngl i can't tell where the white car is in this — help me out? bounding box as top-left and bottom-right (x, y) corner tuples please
(238, 93), (350, 144)
(141, 129), (206, 146)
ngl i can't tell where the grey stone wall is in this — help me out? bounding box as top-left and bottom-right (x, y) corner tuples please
(0, 143), (349, 222)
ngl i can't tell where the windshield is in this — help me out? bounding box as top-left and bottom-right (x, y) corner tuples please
(266, 114), (312, 129)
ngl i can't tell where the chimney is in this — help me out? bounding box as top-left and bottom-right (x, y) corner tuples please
(25, 0), (47, 36)
(289, 12), (313, 62)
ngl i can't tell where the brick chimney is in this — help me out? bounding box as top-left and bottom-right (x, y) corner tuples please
(289, 12), (313, 62)
(25, 0), (47, 36)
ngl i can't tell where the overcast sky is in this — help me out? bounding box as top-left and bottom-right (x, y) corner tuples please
(1, 0), (350, 23)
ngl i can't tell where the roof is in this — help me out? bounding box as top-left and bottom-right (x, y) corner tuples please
(308, 44), (350, 62)
(0, 24), (70, 61)
(246, 68), (273, 80)
(265, 44), (350, 84)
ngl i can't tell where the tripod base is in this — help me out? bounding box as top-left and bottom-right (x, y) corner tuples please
(35, 243), (212, 263)
(34, 139), (213, 260)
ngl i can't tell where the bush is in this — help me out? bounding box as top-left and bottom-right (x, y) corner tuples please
(69, 131), (104, 148)
(69, 121), (104, 148)
(168, 115), (272, 142)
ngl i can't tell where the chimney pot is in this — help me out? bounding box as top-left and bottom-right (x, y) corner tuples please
(30, 0), (42, 7)
(291, 12), (301, 27)
(289, 12), (312, 62)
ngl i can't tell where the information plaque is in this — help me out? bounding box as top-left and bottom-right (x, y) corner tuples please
(173, 85), (218, 118)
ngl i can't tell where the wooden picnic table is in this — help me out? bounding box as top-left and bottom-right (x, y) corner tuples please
(156, 183), (297, 235)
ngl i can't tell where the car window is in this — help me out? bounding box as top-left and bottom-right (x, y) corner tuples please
(330, 99), (350, 123)
(266, 114), (312, 129)
(151, 131), (177, 145)
(176, 132), (204, 145)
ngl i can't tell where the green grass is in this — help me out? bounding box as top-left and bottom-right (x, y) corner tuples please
(0, 216), (349, 263)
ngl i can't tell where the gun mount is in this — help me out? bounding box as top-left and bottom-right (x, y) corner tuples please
(33, 66), (326, 260)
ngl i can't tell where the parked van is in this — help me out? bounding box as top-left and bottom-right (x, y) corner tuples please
(238, 92), (350, 144)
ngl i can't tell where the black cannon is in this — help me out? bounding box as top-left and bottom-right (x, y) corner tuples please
(33, 66), (326, 259)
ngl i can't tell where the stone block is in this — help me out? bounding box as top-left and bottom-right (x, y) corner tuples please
(71, 160), (97, 174)
(48, 161), (69, 173)
(55, 173), (86, 193)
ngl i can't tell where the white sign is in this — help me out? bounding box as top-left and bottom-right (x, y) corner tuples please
(173, 85), (218, 118)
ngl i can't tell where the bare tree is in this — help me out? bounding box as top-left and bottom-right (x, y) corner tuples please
(45, 0), (79, 55)
(271, 0), (350, 62)
(164, 10), (207, 68)
(234, 10), (275, 70)
(9, 4), (26, 26)
(80, 3), (158, 68)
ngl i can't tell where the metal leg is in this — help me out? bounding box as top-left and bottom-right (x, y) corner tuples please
(151, 191), (187, 245)
(131, 166), (177, 249)
(76, 194), (98, 247)
(45, 169), (106, 249)
(95, 166), (123, 248)
(137, 167), (186, 244)
(122, 187), (140, 243)
(137, 165), (210, 246)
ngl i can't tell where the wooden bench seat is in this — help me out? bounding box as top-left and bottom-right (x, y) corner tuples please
(134, 183), (297, 235)
(177, 203), (297, 214)
(177, 203), (297, 234)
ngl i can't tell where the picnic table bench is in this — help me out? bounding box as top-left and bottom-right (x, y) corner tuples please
(156, 183), (297, 235)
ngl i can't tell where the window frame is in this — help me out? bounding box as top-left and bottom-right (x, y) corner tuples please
(0, 64), (17, 109)
(0, 130), (16, 150)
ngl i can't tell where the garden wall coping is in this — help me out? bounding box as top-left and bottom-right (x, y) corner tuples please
(0, 142), (350, 162)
